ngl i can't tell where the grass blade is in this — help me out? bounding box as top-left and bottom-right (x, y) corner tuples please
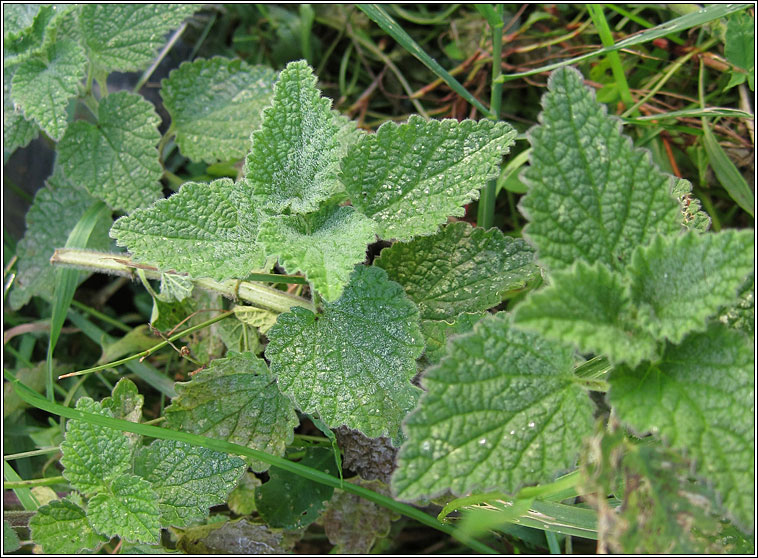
(702, 122), (754, 216)
(5, 369), (499, 555)
(497, 4), (749, 82)
(358, 4), (492, 117)
(587, 4), (635, 112)
(46, 201), (110, 400)
(3, 461), (40, 511)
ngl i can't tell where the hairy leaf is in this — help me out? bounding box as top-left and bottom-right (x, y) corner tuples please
(176, 519), (298, 554)
(9, 169), (112, 310)
(158, 273), (194, 302)
(419, 312), (485, 366)
(3, 5), (74, 66)
(3, 520), (21, 553)
(392, 313), (594, 501)
(233, 305), (278, 334)
(323, 478), (397, 553)
(134, 439), (246, 527)
(3, 70), (39, 161)
(10, 38), (86, 140)
(164, 352), (298, 472)
(217, 315), (261, 354)
(58, 91), (162, 212)
(609, 323), (754, 530)
(162, 56), (277, 163)
(334, 427), (398, 485)
(59, 398), (133, 495)
(3, 4), (44, 40)
(519, 66), (681, 272)
(79, 5), (198, 73)
(672, 178), (710, 232)
(514, 261), (658, 366)
(255, 447), (338, 529)
(718, 272), (754, 336)
(244, 60), (342, 214)
(101, 377), (143, 424)
(374, 222), (537, 319)
(266, 265), (424, 438)
(227, 472), (261, 516)
(343, 116), (516, 241)
(628, 230), (754, 344)
(110, 178), (266, 279)
(258, 204), (377, 301)
(87, 474), (161, 544)
(581, 423), (730, 554)
(29, 498), (107, 554)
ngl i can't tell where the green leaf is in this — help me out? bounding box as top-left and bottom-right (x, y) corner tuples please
(29, 497), (107, 554)
(580, 423), (730, 554)
(244, 60), (342, 214)
(176, 518), (298, 554)
(101, 378), (144, 424)
(628, 230), (754, 344)
(374, 222), (537, 320)
(3, 69), (39, 161)
(392, 313), (595, 501)
(343, 116), (516, 241)
(258, 204), (377, 301)
(87, 473), (162, 544)
(609, 323), (754, 530)
(233, 305), (278, 334)
(79, 5), (198, 73)
(671, 177), (710, 232)
(3, 5), (76, 66)
(3, 4), (44, 40)
(227, 472), (261, 516)
(718, 272), (754, 336)
(164, 352), (298, 472)
(9, 168), (112, 310)
(216, 315), (261, 354)
(519, 66), (681, 272)
(158, 273), (194, 302)
(10, 37), (86, 140)
(514, 261), (658, 367)
(134, 439), (246, 527)
(58, 91), (162, 212)
(3, 520), (21, 553)
(266, 266), (424, 438)
(255, 447), (338, 529)
(59, 398), (133, 495)
(110, 178), (266, 280)
(323, 477), (397, 553)
(419, 312), (485, 366)
(161, 56), (277, 163)
(725, 12), (754, 78)
(702, 120), (754, 217)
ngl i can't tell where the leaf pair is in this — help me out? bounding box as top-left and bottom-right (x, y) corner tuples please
(112, 60), (517, 303)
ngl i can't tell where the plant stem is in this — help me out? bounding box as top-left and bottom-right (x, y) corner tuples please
(58, 311), (234, 379)
(3, 448), (60, 461)
(477, 4), (504, 230)
(588, 4), (636, 114)
(50, 249), (314, 314)
(4, 476), (66, 489)
(133, 22), (187, 93)
(6, 372), (499, 555)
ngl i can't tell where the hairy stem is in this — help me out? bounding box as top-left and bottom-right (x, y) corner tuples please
(50, 249), (314, 314)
